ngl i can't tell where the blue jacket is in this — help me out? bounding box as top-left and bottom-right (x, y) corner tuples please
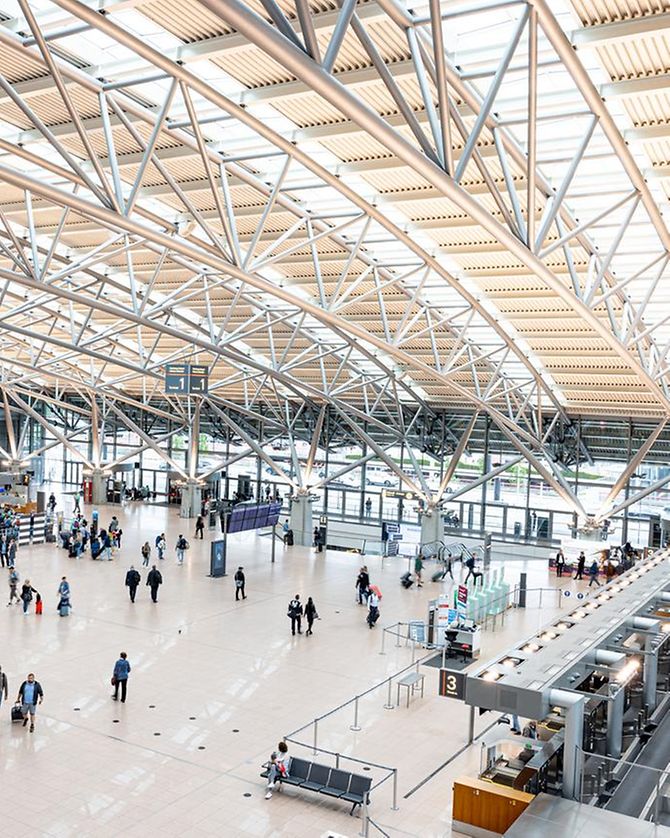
(113, 659), (131, 681)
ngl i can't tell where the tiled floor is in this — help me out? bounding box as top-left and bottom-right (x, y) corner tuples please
(0, 498), (586, 837)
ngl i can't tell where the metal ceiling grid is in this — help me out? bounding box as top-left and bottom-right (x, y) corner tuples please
(0, 0), (669, 516)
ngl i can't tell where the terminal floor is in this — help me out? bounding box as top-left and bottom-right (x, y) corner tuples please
(0, 499), (594, 837)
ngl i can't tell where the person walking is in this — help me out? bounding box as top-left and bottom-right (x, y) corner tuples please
(234, 566), (246, 601)
(147, 565), (163, 603)
(73, 491), (81, 514)
(356, 566), (370, 605)
(156, 533), (166, 561)
(367, 589), (380, 628)
(195, 515), (205, 540)
(175, 534), (188, 565)
(111, 652), (131, 702)
(588, 559), (601, 587)
(17, 673), (43, 732)
(444, 552), (454, 581)
(556, 549), (566, 578)
(48, 493), (56, 513)
(464, 553), (477, 584)
(414, 554), (424, 588)
(7, 567), (19, 606)
(574, 551), (586, 581)
(125, 566), (141, 602)
(287, 594), (303, 635)
(305, 596), (318, 635)
(141, 541), (151, 568)
(20, 580), (37, 615)
(0, 664), (7, 709)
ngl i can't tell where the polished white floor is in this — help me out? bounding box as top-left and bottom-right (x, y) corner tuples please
(0, 498), (581, 837)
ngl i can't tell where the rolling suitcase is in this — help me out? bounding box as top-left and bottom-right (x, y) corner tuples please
(400, 571), (413, 589)
(35, 598), (43, 615)
(59, 604), (70, 617)
(11, 703), (23, 723)
(432, 568), (447, 582)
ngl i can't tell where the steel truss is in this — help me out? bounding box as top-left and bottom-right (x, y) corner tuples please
(209, 0), (670, 414)
(0, 0), (666, 518)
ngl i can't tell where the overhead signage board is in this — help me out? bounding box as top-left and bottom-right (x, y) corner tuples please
(382, 488), (421, 500)
(165, 363), (189, 394)
(165, 364), (209, 395)
(189, 364), (209, 394)
(439, 669), (466, 700)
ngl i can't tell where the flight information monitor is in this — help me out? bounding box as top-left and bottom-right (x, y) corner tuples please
(226, 502), (282, 534)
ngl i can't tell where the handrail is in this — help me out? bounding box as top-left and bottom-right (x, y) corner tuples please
(283, 649), (437, 815)
(363, 815), (391, 837)
(285, 649), (435, 740)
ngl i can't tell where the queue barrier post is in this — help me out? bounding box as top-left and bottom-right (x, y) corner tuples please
(350, 696), (362, 732)
(384, 677), (394, 710)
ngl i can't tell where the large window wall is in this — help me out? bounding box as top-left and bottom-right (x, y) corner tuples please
(28, 407), (670, 551)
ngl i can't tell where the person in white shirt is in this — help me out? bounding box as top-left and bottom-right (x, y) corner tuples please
(265, 741), (289, 799)
(367, 591), (380, 628)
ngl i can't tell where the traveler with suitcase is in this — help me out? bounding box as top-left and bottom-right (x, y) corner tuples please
(16, 673), (43, 732)
(20, 580), (38, 615)
(57, 577), (71, 616)
(367, 590), (380, 628)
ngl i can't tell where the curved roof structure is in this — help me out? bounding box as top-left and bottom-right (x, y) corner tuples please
(0, 0), (669, 490)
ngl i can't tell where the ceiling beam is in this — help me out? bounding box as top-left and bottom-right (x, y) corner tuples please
(572, 12), (670, 48)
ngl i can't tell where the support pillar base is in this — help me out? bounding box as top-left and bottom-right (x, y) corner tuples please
(290, 495), (313, 546)
(420, 508), (443, 547)
(180, 480), (201, 519)
(91, 469), (107, 505)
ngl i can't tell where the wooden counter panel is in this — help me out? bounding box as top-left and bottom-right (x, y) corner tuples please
(453, 777), (534, 834)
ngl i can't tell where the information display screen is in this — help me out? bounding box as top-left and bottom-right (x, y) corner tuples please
(226, 502), (282, 534)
